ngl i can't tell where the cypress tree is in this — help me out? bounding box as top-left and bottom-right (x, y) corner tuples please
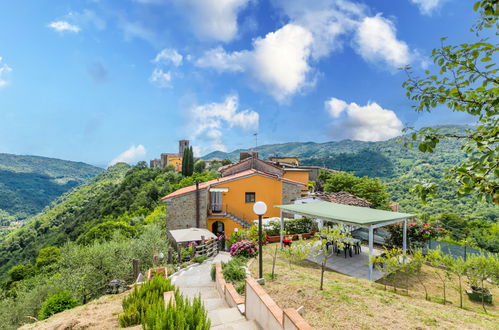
(181, 150), (187, 176)
(187, 147), (194, 176)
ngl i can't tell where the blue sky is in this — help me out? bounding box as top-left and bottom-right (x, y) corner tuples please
(0, 0), (478, 167)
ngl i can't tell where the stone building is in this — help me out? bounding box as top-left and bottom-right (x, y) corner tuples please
(161, 169), (305, 237)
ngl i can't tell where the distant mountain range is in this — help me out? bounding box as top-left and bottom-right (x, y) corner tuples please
(0, 153), (103, 221)
(202, 125), (468, 179)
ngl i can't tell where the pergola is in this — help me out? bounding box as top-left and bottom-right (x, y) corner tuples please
(275, 201), (415, 281)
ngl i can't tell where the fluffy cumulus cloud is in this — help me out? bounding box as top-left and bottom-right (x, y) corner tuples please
(196, 0), (414, 100)
(109, 144), (147, 166)
(47, 21), (81, 33)
(272, 0), (365, 59)
(325, 97), (403, 141)
(197, 24), (314, 101)
(354, 15), (411, 69)
(0, 57), (12, 88)
(149, 68), (172, 88)
(153, 48), (183, 67)
(410, 0), (445, 15)
(188, 95), (259, 153)
(178, 0), (250, 42)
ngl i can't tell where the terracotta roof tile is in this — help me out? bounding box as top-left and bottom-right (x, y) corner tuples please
(312, 191), (372, 207)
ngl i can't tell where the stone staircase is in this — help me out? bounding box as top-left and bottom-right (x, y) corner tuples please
(226, 212), (253, 228)
(170, 253), (259, 329)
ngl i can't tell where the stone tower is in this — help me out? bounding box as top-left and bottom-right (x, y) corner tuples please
(179, 140), (189, 157)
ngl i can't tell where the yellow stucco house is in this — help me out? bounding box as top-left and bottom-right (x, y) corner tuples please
(161, 169), (305, 237)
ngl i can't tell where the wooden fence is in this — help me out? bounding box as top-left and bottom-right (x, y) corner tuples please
(193, 237), (218, 257)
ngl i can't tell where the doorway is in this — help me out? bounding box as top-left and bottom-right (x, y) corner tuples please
(212, 221), (224, 236)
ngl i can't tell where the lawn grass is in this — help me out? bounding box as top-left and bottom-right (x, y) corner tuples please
(249, 243), (498, 330)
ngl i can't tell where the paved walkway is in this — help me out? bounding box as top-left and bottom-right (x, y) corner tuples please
(307, 245), (384, 281)
(170, 252), (259, 329)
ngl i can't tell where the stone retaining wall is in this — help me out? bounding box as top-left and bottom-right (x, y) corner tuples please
(214, 263), (312, 329)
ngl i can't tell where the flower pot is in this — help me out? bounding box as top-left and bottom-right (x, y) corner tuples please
(466, 287), (493, 304)
(147, 267), (168, 279)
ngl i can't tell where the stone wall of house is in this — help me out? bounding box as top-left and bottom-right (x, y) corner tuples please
(165, 190), (208, 230)
(281, 182), (302, 218)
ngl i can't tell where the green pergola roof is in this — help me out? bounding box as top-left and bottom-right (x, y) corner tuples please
(276, 201), (415, 227)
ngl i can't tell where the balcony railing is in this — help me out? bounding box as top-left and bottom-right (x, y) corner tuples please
(209, 203), (226, 214)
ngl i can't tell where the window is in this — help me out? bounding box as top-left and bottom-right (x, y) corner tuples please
(245, 192), (255, 203)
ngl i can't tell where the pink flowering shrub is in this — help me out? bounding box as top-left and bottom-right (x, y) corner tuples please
(229, 240), (258, 258)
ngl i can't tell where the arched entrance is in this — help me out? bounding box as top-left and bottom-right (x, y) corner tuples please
(211, 221), (225, 236)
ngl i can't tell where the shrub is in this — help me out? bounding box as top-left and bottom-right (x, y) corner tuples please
(222, 259), (246, 284)
(119, 276), (175, 327)
(227, 226), (268, 247)
(229, 240), (258, 258)
(35, 246), (61, 270)
(8, 264), (34, 282)
(142, 293), (210, 330)
(385, 222), (444, 248)
(192, 255), (208, 263)
(235, 282), (245, 295)
(264, 217), (315, 236)
(38, 290), (78, 320)
(119, 275), (210, 329)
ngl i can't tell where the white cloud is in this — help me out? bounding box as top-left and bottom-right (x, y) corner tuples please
(189, 95), (259, 153)
(109, 144), (147, 166)
(149, 68), (172, 88)
(196, 24), (314, 102)
(272, 0), (365, 59)
(153, 49), (183, 67)
(325, 97), (348, 118)
(354, 15), (411, 69)
(48, 21), (81, 33)
(325, 97), (403, 141)
(0, 57), (12, 88)
(410, 0), (445, 15)
(251, 24), (314, 101)
(196, 47), (247, 72)
(195, 1), (415, 100)
(165, 0), (250, 42)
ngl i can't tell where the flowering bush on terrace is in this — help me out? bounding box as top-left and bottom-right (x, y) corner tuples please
(229, 240), (258, 258)
(386, 222), (444, 248)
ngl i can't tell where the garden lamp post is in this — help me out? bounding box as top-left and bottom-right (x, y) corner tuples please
(253, 201), (267, 280)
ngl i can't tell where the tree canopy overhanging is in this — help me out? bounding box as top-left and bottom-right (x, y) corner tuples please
(402, 0), (498, 204)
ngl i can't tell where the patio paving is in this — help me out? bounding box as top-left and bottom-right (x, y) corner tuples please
(307, 245), (384, 281)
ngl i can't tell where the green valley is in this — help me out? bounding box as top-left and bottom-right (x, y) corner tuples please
(0, 153), (103, 222)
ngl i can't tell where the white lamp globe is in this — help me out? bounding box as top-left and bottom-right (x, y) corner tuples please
(253, 201), (267, 216)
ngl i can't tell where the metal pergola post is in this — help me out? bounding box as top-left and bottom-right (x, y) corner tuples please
(280, 209), (284, 249)
(368, 225), (374, 281)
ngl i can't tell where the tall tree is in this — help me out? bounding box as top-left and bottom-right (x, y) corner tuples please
(185, 147), (194, 177)
(402, 0), (498, 204)
(181, 149), (187, 176)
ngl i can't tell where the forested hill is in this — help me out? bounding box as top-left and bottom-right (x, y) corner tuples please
(201, 125), (468, 179)
(0, 153), (103, 222)
(203, 125), (498, 222)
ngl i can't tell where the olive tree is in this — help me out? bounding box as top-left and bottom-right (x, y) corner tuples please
(313, 227), (349, 290)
